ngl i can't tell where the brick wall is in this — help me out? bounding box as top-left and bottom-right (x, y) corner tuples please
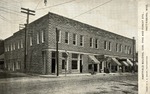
(47, 12), (133, 58)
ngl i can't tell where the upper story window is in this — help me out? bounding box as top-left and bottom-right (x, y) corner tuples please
(18, 41), (20, 49)
(104, 41), (107, 50)
(65, 32), (69, 44)
(90, 38), (93, 48)
(119, 44), (122, 52)
(125, 45), (127, 54)
(29, 36), (33, 46)
(41, 30), (45, 43)
(127, 46), (130, 54)
(116, 43), (119, 52)
(95, 39), (98, 49)
(73, 33), (77, 45)
(58, 30), (61, 43)
(5, 46), (7, 52)
(10, 43), (13, 51)
(13, 43), (15, 50)
(108, 41), (111, 51)
(80, 35), (84, 46)
(130, 47), (132, 54)
(37, 32), (40, 44)
(8, 46), (9, 51)
(21, 39), (23, 48)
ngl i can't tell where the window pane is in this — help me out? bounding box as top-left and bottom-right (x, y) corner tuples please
(73, 33), (77, 45)
(72, 53), (78, 58)
(52, 51), (55, 58)
(65, 32), (69, 43)
(62, 59), (65, 69)
(90, 38), (93, 47)
(104, 41), (107, 49)
(72, 60), (78, 69)
(116, 43), (118, 52)
(108, 42), (111, 51)
(80, 35), (83, 46)
(95, 39), (98, 48)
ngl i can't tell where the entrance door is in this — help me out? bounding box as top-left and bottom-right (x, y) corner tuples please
(51, 59), (55, 73)
(80, 60), (82, 73)
(94, 64), (97, 72)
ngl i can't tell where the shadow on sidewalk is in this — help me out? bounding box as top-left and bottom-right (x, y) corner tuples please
(0, 70), (30, 79)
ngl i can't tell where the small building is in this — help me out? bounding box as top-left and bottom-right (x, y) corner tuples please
(4, 12), (136, 75)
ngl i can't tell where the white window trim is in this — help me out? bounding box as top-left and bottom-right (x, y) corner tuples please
(58, 30), (61, 43)
(37, 32), (40, 44)
(41, 30), (45, 43)
(13, 43), (15, 50)
(8, 46), (9, 51)
(30, 36), (33, 46)
(18, 41), (20, 49)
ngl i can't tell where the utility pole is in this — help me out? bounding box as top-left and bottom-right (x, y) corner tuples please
(21, 8), (35, 72)
(19, 24), (25, 30)
(132, 37), (135, 73)
(56, 28), (59, 76)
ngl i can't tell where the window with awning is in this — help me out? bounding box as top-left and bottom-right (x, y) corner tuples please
(122, 61), (129, 66)
(111, 58), (121, 66)
(126, 59), (133, 66)
(89, 55), (100, 64)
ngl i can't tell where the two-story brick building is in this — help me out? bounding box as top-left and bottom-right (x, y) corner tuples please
(4, 12), (135, 74)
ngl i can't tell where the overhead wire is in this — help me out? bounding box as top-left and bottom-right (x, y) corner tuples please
(34, 0), (43, 10)
(0, 14), (12, 23)
(36, 0), (76, 10)
(73, 0), (113, 19)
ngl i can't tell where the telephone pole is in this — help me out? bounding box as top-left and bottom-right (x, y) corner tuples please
(21, 8), (35, 72)
(19, 24), (25, 30)
(56, 28), (59, 76)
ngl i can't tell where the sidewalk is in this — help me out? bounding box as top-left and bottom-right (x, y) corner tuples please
(39, 72), (137, 78)
(0, 71), (137, 84)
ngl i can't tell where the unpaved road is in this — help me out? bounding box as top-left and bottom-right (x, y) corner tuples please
(0, 74), (138, 94)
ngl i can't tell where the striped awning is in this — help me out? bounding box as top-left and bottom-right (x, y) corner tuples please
(89, 55), (100, 64)
(112, 58), (122, 66)
(126, 59), (133, 66)
(122, 61), (129, 66)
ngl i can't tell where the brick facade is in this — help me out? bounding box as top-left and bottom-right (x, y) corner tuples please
(4, 12), (135, 74)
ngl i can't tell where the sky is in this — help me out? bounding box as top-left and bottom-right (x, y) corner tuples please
(0, 0), (138, 40)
